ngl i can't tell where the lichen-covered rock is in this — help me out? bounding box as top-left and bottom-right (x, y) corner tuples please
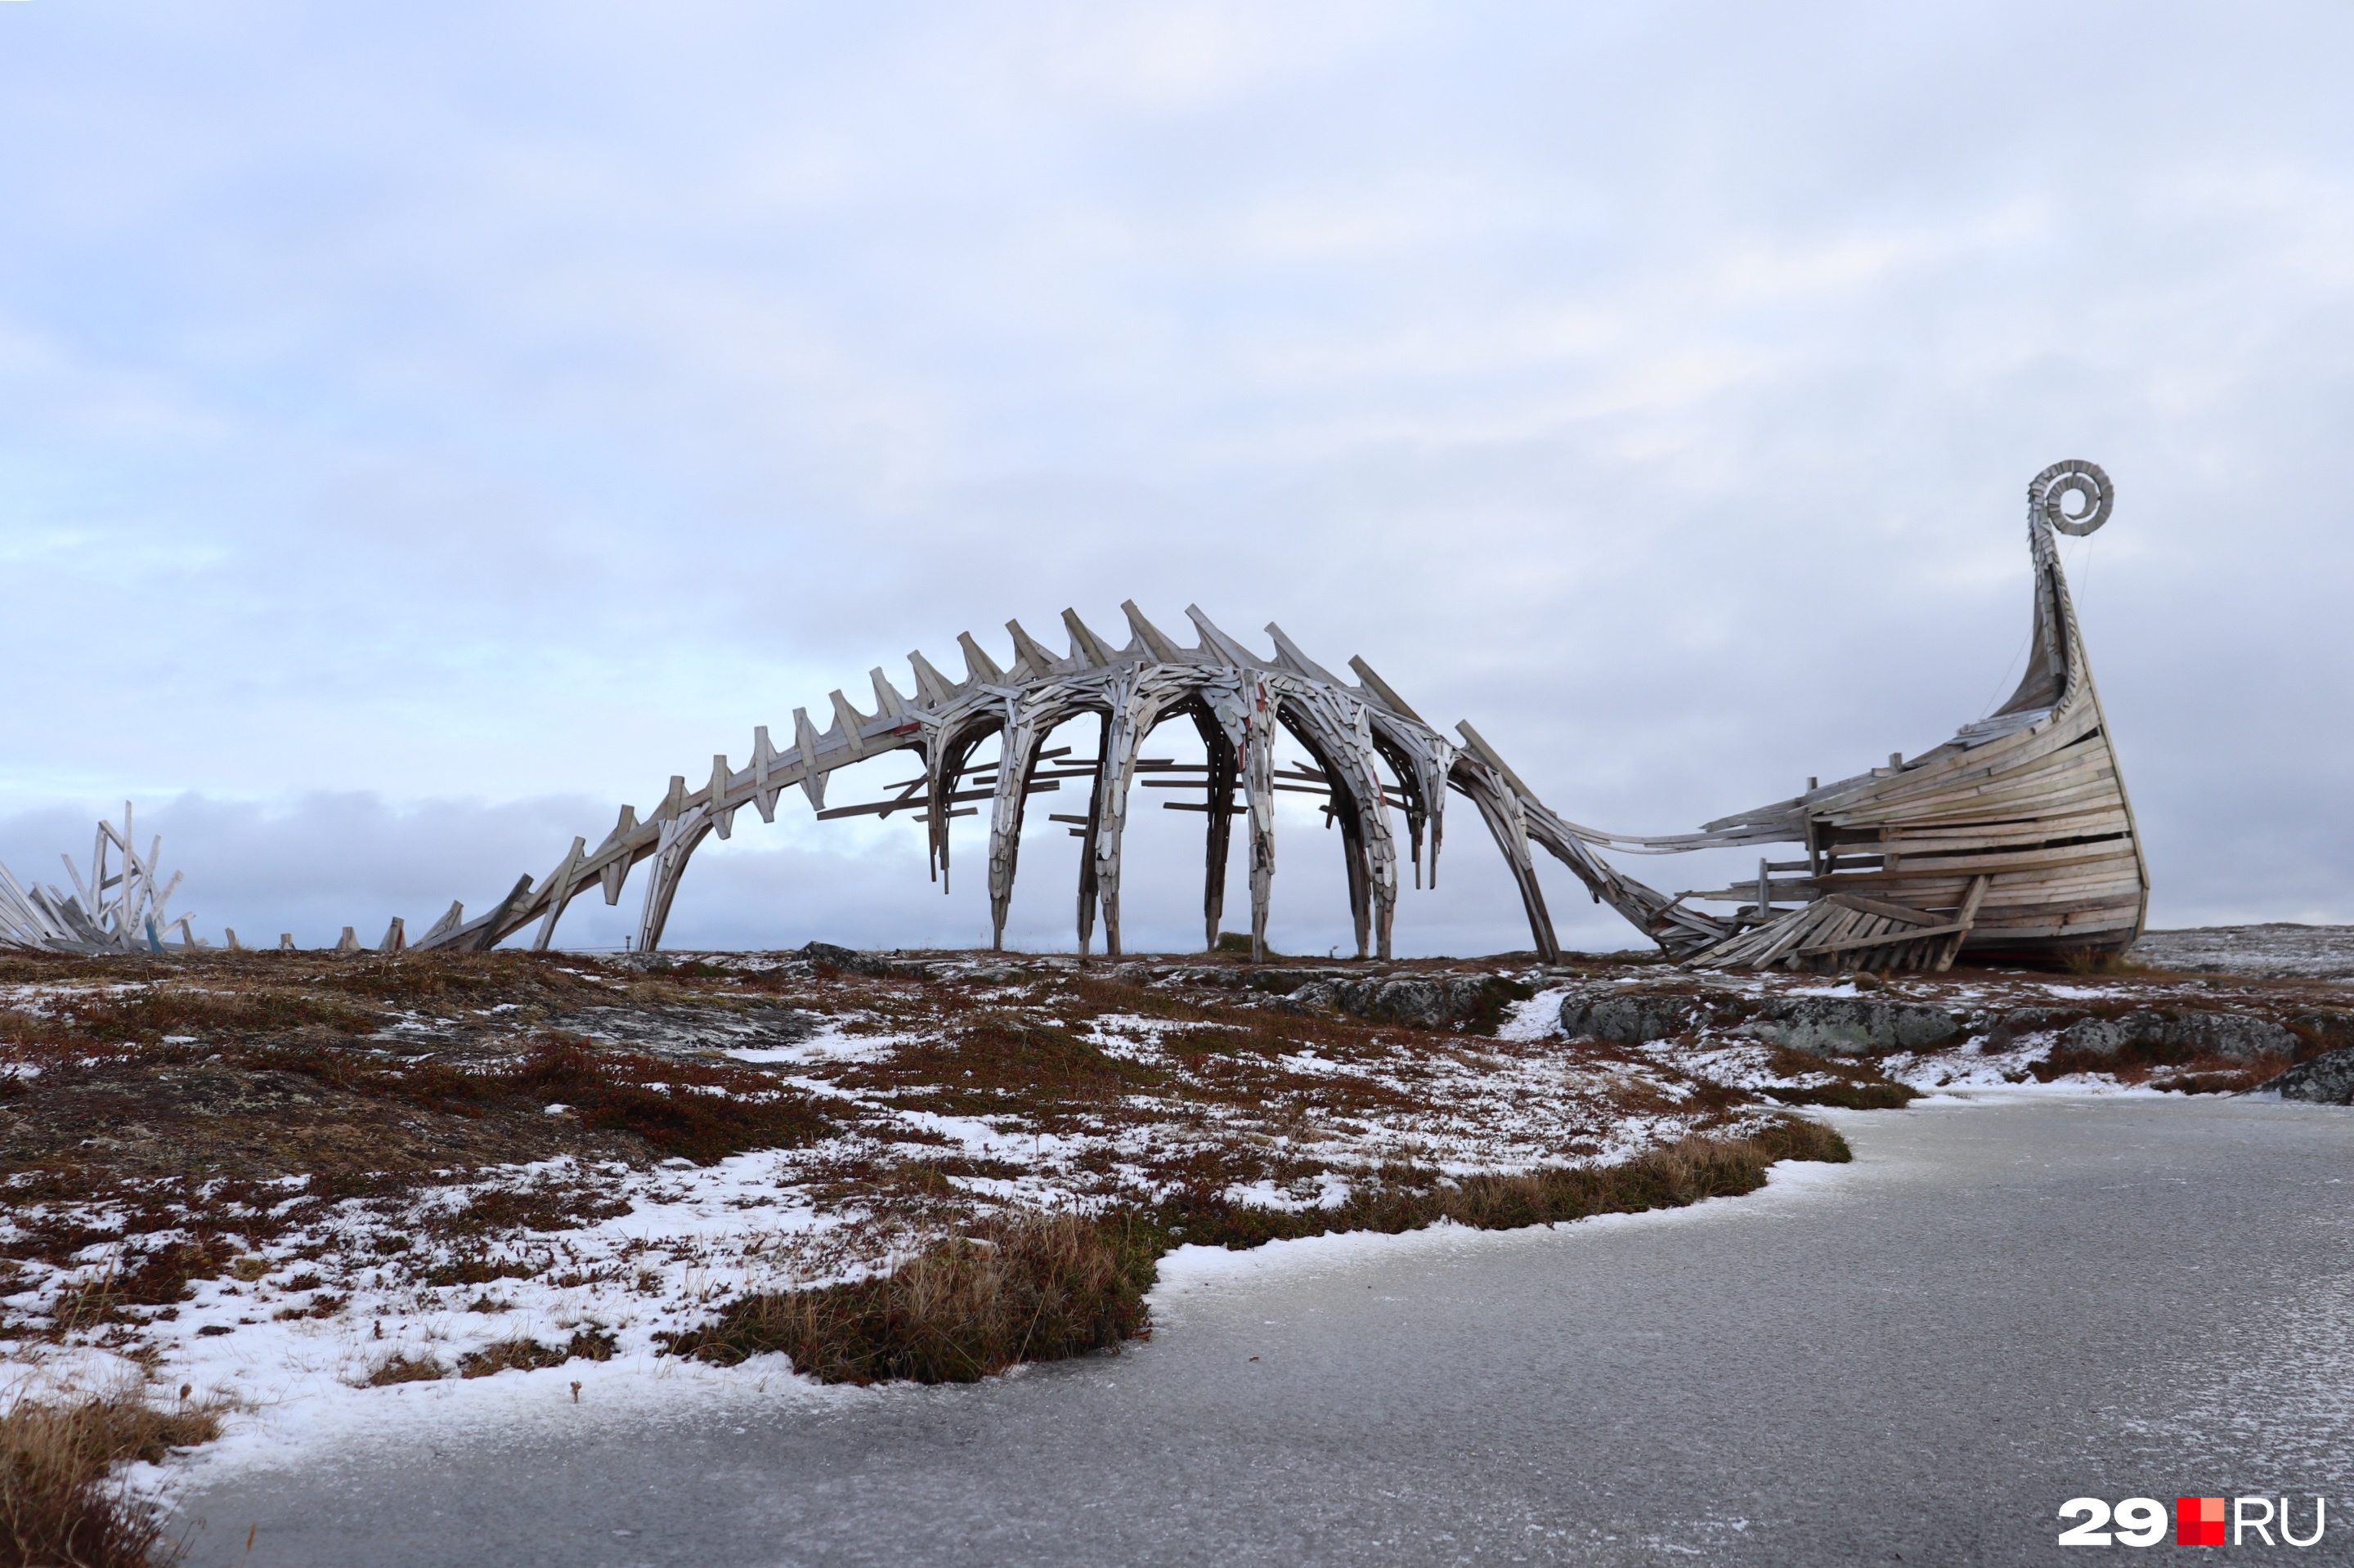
(1734, 997), (1965, 1057)
(2289, 1010), (2354, 1054)
(1980, 1007), (2091, 1050)
(1558, 987), (1746, 1045)
(2058, 1010), (2299, 1063)
(797, 942), (907, 979)
(1289, 975), (1532, 1033)
(1238, 967), (1342, 992)
(2261, 1047), (2354, 1104)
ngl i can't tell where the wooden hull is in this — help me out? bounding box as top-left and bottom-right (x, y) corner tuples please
(1623, 461), (2150, 974)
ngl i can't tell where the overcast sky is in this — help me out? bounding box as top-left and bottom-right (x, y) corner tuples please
(3, 2), (2350, 956)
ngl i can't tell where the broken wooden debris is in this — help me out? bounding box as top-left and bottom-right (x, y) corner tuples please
(0, 802), (203, 955)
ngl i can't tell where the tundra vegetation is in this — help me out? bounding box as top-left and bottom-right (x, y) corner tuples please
(0, 939), (2345, 1561)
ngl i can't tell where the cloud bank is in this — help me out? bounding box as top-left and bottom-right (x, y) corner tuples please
(3, 2), (2349, 952)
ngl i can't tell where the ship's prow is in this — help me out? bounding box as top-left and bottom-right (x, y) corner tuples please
(1666, 460), (2149, 972)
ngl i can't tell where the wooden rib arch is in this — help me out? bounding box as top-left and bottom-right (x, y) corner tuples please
(415, 606), (1679, 961)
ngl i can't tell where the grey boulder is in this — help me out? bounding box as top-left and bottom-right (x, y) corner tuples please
(2258, 1047), (2354, 1104)
(1735, 997), (1966, 1058)
(2058, 1010), (2299, 1063)
(1289, 975), (1531, 1033)
(1558, 987), (1747, 1045)
(797, 941), (905, 979)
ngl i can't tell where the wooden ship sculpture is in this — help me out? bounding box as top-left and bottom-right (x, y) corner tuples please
(0, 803), (200, 954)
(374, 459), (2141, 974)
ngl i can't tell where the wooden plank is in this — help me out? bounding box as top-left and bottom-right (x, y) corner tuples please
(1821, 892), (1944, 925)
(1809, 842), (2139, 882)
(1347, 655), (1430, 724)
(793, 709), (827, 810)
(817, 782), (1059, 820)
(1800, 919), (1971, 956)
(1934, 875), (1993, 971)
(1827, 746), (2120, 822)
(828, 690), (871, 759)
(1847, 807), (2131, 855)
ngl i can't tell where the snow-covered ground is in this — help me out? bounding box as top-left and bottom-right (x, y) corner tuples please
(0, 958), (1800, 1464)
(2134, 923), (2354, 980)
(1, 935), (2342, 1486)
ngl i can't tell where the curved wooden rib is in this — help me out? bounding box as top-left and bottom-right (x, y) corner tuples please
(416, 604), (1692, 957)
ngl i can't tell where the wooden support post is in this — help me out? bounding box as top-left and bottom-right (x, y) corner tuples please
(1343, 819), (1372, 960)
(531, 837), (588, 952)
(634, 815), (711, 954)
(1244, 676), (1277, 963)
(597, 806), (639, 905)
(470, 873), (536, 952)
(927, 726), (990, 894)
(707, 755), (736, 839)
(1935, 875), (1993, 973)
(1076, 714), (1108, 956)
(1195, 707), (1235, 952)
(793, 710), (826, 811)
(988, 704), (1050, 952)
(1459, 765), (1559, 963)
(1091, 672), (1186, 957)
(751, 727), (777, 822)
(829, 691), (869, 760)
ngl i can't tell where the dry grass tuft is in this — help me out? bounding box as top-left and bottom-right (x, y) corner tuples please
(361, 1351), (445, 1387)
(1166, 1117), (1850, 1250)
(661, 1210), (1158, 1384)
(0, 1388), (223, 1568)
(2030, 1039), (2286, 1091)
(497, 1040), (836, 1163)
(457, 1339), (568, 1378)
(1757, 1048), (1921, 1111)
(664, 1120), (1850, 1386)
(251, 1036), (836, 1164)
(455, 1327), (616, 1379)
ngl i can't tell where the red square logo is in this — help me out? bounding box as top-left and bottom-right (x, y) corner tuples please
(2177, 1497), (2226, 1546)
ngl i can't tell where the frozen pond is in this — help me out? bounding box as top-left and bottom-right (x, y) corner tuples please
(172, 1093), (2352, 1566)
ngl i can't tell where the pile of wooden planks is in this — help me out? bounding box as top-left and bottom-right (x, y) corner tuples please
(0, 803), (200, 954)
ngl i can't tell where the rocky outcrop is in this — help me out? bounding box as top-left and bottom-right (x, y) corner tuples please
(1978, 1007), (2090, 1049)
(1733, 997), (1966, 1058)
(1287, 974), (1533, 1033)
(1557, 987), (1748, 1045)
(2289, 1009), (2354, 1054)
(2055, 1009), (2298, 1064)
(2259, 1047), (2354, 1104)
(797, 941), (909, 979)
(1242, 967), (1357, 996)
(547, 1005), (821, 1057)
